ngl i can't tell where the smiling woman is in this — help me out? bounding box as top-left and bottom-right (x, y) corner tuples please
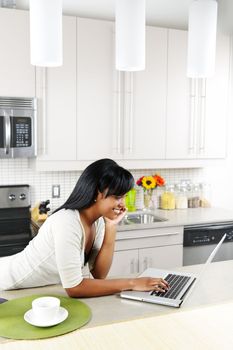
(0, 159), (169, 297)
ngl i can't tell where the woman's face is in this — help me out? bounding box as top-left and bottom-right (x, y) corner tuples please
(96, 192), (126, 219)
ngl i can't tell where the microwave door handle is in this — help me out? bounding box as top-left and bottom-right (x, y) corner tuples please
(4, 113), (11, 155)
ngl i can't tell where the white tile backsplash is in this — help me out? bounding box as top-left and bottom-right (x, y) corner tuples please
(0, 159), (207, 212)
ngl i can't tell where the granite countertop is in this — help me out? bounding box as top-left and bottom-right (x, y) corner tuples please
(117, 207), (233, 232)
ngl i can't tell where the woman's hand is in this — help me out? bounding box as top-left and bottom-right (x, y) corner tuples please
(104, 207), (127, 226)
(130, 277), (169, 293)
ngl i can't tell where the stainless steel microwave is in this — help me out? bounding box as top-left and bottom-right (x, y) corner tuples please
(0, 97), (37, 158)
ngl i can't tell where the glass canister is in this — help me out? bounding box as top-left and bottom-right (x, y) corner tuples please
(199, 183), (212, 208)
(188, 183), (200, 208)
(135, 186), (144, 210)
(161, 184), (175, 210)
(192, 183), (200, 208)
(175, 184), (188, 209)
(125, 188), (136, 212)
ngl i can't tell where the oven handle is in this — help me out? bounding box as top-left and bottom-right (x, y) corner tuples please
(4, 112), (11, 155)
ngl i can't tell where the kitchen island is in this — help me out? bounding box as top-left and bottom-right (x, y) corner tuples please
(1, 260), (233, 349)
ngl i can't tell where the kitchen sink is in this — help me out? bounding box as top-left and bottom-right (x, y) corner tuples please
(119, 212), (168, 226)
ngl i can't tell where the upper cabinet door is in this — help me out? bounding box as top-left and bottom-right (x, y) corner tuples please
(76, 18), (115, 160)
(0, 8), (35, 97)
(36, 15), (77, 161)
(166, 29), (230, 160)
(166, 29), (191, 159)
(124, 26), (167, 160)
(202, 33), (230, 159)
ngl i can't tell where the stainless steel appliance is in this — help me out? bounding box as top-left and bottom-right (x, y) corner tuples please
(0, 185), (33, 257)
(183, 223), (233, 266)
(0, 96), (37, 158)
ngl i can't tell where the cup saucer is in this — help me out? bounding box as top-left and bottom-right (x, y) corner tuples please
(24, 307), (68, 327)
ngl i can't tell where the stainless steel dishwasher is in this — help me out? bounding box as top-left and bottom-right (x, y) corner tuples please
(183, 222), (233, 266)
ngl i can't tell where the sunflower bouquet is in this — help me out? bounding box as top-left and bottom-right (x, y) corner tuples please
(136, 174), (165, 191)
(136, 174), (165, 208)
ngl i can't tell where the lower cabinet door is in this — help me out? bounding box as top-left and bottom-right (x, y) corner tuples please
(138, 245), (183, 273)
(108, 250), (138, 277)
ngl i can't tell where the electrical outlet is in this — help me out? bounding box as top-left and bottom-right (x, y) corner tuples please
(52, 185), (60, 198)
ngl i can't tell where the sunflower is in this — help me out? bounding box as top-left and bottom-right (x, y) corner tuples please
(141, 176), (156, 190)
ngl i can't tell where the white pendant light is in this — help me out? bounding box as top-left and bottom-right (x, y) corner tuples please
(115, 0), (145, 71)
(29, 0), (63, 67)
(187, 0), (218, 78)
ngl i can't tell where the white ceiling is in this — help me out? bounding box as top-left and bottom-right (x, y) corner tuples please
(15, 0), (233, 33)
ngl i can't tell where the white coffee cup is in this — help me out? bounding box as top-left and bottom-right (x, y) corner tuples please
(32, 296), (60, 322)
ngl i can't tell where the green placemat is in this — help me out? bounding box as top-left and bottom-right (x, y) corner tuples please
(0, 294), (91, 340)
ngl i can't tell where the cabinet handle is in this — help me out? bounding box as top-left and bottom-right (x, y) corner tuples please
(130, 258), (135, 274)
(198, 78), (206, 153)
(42, 68), (48, 155)
(188, 78), (197, 154)
(155, 231), (180, 237)
(113, 70), (123, 155)
(143, 257), (148, 270)
(3, 111), (10, 155)
(119, 231), (180, 241)
(117, 71), (123, 154)
(129, 72), (134, 153)
(124, 72), (134, 154)
(36, 67), (48, 155)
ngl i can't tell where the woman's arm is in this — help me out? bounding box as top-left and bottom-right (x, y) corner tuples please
(91, 221), (116, 279)
(65, 276), (169, 298)
(90, 209), (127, 279)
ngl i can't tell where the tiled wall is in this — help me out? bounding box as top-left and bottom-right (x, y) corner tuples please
(0, 159), (205, 212)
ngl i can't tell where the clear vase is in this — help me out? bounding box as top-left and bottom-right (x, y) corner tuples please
(144, 190), (153, 210)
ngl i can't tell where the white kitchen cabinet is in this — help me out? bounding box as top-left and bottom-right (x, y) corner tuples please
(203, 33), (230, 159)
(35, 15), (77, 160)
(108, 226), (183, 277)
(166, 29), (190, 159)
(0, 8), (35, 97)
(76, 18), (115, 160)
(138, 245), (183, 273)
(32, 19), (231, 171)
(166, 29), (230, 160)
(121, 26), (167, 160)
(108, 250), (139, 277)
(76, 22), (167, 161)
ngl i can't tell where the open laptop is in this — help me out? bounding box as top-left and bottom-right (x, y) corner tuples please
(120, 234), (226, 308)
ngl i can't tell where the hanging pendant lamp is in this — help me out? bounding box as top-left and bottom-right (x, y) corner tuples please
(115, 0), (145, 71)
(29, 0), (63, 67)
(187, 0), (218, 78)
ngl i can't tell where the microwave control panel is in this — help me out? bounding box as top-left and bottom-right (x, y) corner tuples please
(11, 117), (32, 148)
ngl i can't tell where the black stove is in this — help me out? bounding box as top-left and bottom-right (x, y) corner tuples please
(0, 185), (33, 257)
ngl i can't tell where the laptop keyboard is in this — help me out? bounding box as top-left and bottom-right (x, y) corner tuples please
(151, 274), (191, 299)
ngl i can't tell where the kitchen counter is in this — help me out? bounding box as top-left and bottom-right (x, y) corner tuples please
(1, 260), (233, 349)
(117, 207), (233, 233)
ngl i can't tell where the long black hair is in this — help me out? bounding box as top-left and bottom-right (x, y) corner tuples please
(54, 159), (134, 213)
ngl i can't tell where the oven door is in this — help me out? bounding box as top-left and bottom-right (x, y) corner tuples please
(0, 218), (32, 257)
(0, 241), (31, 257)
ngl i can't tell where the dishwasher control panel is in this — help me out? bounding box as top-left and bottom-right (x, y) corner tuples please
(183, 224), (233, 246)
